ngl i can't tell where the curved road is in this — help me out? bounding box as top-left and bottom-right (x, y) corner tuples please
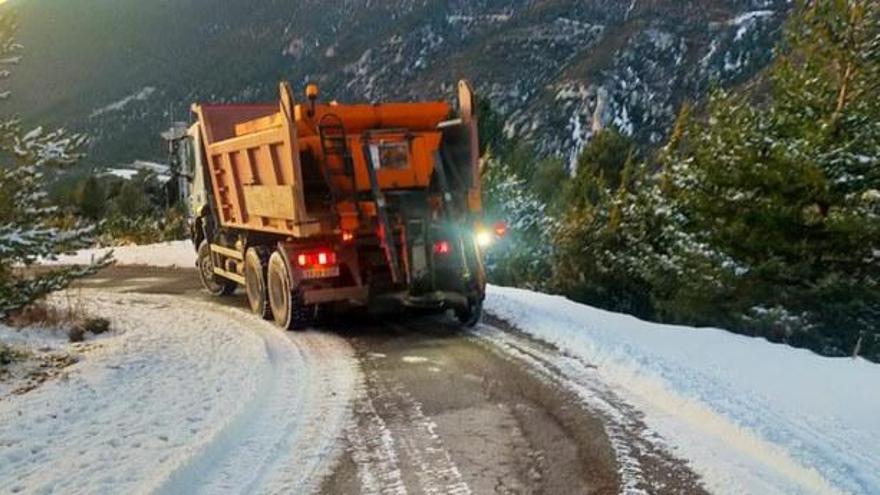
(70, 266), (707, 494)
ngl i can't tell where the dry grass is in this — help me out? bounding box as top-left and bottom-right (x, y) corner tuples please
(6, 302), (78, 329)
(0, 343), (77, 397)
(1, 291), (98, 397)
(4, 290), (111, 343)
(0, 342), (31, 367)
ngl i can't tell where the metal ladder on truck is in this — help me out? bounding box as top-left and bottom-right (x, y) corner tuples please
(318, 117), (403, 285)
(318, 114), (362, 225)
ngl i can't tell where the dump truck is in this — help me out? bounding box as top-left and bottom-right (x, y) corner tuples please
(184, 80), (493, 329)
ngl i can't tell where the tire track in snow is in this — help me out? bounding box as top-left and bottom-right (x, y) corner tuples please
(151, 307), (359, 495)
(0, 291), (358, 495)
(346, 382), (408, 495)
(474, 324), (678, 495)
(346, 338), (471, 495)
(346, 374), (472, 495)
(476, 321), (844, 495)
(373, 373), (470, 495)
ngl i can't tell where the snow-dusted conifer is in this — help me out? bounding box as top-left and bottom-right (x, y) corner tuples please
(0, 11), (111, 316)
(664, 0), (880, 357)
(481, 150), (554, 289)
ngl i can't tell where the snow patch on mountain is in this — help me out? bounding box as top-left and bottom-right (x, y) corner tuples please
(90, 86), (156, 119)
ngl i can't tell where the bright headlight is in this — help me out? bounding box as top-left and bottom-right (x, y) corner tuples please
(476, 230), (493, 247)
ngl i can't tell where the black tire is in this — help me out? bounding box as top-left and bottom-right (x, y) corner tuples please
(244, 247), (272, 320)
(314, 303), (337, 325)
(197, 240), (236, 296)
(455, 299), (483, 328)
(267, 251), (315, 330)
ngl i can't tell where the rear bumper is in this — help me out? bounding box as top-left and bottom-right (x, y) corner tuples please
(406, 291), (469, 309)
(303, 285), (370, 305)
(302, 286), (481, 311)
(371, 290), (471, 310)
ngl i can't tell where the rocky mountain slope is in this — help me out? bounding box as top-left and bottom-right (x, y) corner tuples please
(5, 0), (789, 167)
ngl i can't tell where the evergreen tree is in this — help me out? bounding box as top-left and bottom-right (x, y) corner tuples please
(475, 96), (508, 156)
(0, 11), (111, 316)
(663, 0), (880, 358)
(481, 151), (554, 289)
(531, 156), (568, 213)
(550, 1), (880, 360)
(113, 178), (152, 218)
(77, 175), (106, 220)
(552, 134), (673, 319)
(572, 128), (637, 191)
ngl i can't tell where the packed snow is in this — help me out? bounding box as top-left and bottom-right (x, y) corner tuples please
(0, 316), (87, 399)
(484, 286), (880, 495)
(43, 240), (197, 268)
(0, 291), (358, 494)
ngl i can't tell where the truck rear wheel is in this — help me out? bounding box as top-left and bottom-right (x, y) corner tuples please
(245, 247), (272, 320)
(456, 299), (483, 328)
(197, 240), (237, 296)
(267, 251), (315, 330)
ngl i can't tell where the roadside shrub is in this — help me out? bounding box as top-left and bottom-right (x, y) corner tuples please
(83, 317), (110, 335)
(98, 207), (187, 246)
(67, 325), (85, 343)
(0, 342), (30, 367)
(5, 297), (110, 342)
(0, 11), (111, 317)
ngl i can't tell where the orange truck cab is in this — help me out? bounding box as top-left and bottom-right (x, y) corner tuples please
(185, 80), (491, 329)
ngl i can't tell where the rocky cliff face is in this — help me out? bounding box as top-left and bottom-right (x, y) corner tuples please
(6, 0), (789, 166)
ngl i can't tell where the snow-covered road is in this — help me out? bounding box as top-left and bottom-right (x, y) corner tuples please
(0, 291), (359, 495)
(486, 286), (880, 495)
(24, 241), (880, 495)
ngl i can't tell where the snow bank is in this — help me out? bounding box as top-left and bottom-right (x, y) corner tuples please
(485, 286), (880, 495)
(0, 292), (358, 494)
(43, 240), (197, 268)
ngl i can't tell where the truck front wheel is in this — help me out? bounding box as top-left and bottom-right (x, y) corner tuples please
(267, 250), (315, 330)
(197, 241), (236, 296)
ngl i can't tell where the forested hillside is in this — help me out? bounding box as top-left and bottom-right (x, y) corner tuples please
(6, 0), (788, 166)
(484, 0), (880, 362)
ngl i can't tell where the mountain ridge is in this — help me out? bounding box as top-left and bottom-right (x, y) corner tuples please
(4, 0), (790, 167)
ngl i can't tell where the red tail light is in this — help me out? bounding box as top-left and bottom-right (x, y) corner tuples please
(493, 221), (508, 238)
(296, 250), (337, 267)
(433, 240), (452, 255)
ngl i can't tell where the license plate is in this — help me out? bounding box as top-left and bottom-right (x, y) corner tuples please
(300, 266), (340, 279)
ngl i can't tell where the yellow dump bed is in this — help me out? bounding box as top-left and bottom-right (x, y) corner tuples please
(193, 83), (455, 238)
